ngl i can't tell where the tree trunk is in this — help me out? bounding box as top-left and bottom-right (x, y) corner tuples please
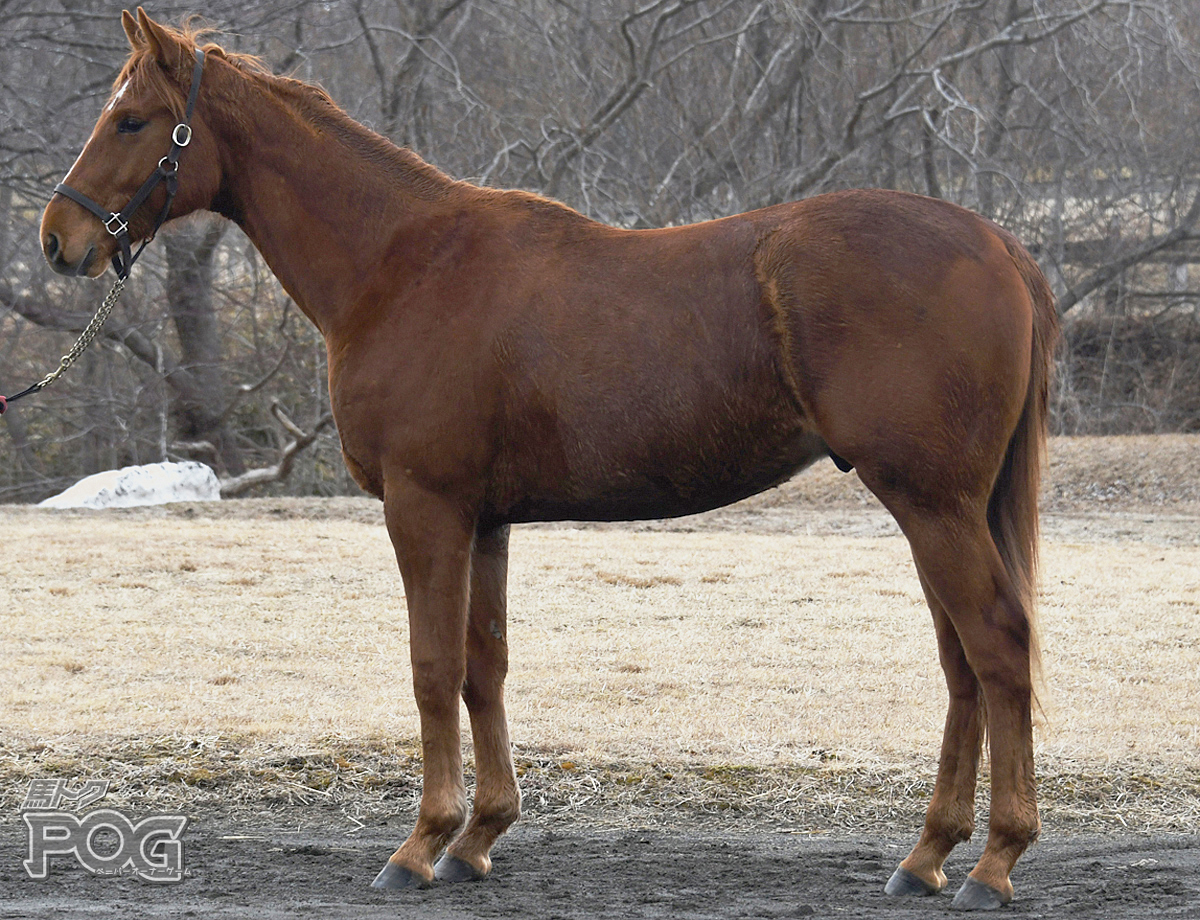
(163, 219), (245, 475)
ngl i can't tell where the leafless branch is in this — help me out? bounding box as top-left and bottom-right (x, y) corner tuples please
(218, 402), (334, 497)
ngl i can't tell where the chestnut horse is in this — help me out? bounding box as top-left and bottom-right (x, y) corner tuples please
(41, 10), (1058, 910)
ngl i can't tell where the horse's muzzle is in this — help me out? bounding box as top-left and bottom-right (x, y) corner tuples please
(43, 232), (97, 277)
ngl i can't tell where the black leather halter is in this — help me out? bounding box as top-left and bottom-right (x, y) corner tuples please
(53, 48), (205, 281)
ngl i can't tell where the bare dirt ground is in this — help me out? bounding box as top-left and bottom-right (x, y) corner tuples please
(2, 818), (1198, 919)
(1, 434), (1198, 917)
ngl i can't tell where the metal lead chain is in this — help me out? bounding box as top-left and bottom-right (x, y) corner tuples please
(32, 276), (126, 393)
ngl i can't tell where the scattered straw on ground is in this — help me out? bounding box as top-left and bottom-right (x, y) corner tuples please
(1, 734), (1195, 836)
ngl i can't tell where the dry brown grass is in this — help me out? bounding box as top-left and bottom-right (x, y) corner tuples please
(0, 435), (1197, 832)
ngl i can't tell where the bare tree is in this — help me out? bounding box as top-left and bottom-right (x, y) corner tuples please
(4, 0), (1200, 499)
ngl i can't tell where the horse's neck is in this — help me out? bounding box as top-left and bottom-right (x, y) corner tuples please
(214, 67), (463, 336)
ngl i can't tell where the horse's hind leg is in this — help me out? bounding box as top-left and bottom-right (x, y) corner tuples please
(886, 568), (983, 897)
(879, 500), (1039, 909)
(435, 524), (521, 881)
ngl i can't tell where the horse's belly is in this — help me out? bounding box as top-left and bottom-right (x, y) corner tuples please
(491, 414), (828, 524)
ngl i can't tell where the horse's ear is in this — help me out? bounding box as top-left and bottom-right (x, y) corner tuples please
(136, 7), (186, 72)
(122, 10), (143, 50)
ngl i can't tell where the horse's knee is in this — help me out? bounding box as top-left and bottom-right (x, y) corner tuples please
(462, 668), (506, 711)
(972, 643), (1034, 707)
(411, 658), (466, 713)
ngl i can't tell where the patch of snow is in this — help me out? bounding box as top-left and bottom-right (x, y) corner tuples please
(39, 461), (221, 510)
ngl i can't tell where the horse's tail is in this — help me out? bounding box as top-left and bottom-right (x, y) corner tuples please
(989, 237), (1059, 688)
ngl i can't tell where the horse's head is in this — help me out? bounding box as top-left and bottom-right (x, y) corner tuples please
(41, 8), (222, 278)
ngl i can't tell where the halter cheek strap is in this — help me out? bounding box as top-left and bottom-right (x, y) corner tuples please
(53, 48), (205, 281)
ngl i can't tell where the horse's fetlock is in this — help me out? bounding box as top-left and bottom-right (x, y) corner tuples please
(927, 807), (974, 849)
(486, 795), (522, 832)
(422, 798), (469, 842)
(989, 812), (1040, 851)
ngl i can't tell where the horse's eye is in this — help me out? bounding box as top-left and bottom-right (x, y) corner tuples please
(117, 117), (147, 134)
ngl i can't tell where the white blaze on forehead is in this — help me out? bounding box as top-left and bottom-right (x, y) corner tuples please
(61, 80), (128, 183)
(105, 79), (130, 112)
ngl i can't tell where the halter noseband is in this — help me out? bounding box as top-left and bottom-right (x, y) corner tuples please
(53, 48), (205, 281)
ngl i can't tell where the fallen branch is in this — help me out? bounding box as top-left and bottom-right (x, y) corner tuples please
(216, 402), (335, 498)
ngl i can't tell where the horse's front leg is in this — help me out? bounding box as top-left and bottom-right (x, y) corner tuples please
(435, 523), (521, 881)
(372, 482), (475, 888)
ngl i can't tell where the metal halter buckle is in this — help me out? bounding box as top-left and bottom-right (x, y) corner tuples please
(172, 123), (192, 147)
(104, 213), (129, 237)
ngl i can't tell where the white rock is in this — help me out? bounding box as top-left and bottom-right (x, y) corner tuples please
(39, 461), (221, 509)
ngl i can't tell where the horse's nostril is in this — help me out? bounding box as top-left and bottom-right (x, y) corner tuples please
(44, 232), (61, 260)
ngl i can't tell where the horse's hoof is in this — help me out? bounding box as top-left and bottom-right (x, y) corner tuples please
(885, 866), (942, 896)
(371, 860), (429, 889)
(951, 876), (1010, 910)
(434, 853), (486, 882)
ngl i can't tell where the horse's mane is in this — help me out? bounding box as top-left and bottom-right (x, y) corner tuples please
(117, 20), (459, 201)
